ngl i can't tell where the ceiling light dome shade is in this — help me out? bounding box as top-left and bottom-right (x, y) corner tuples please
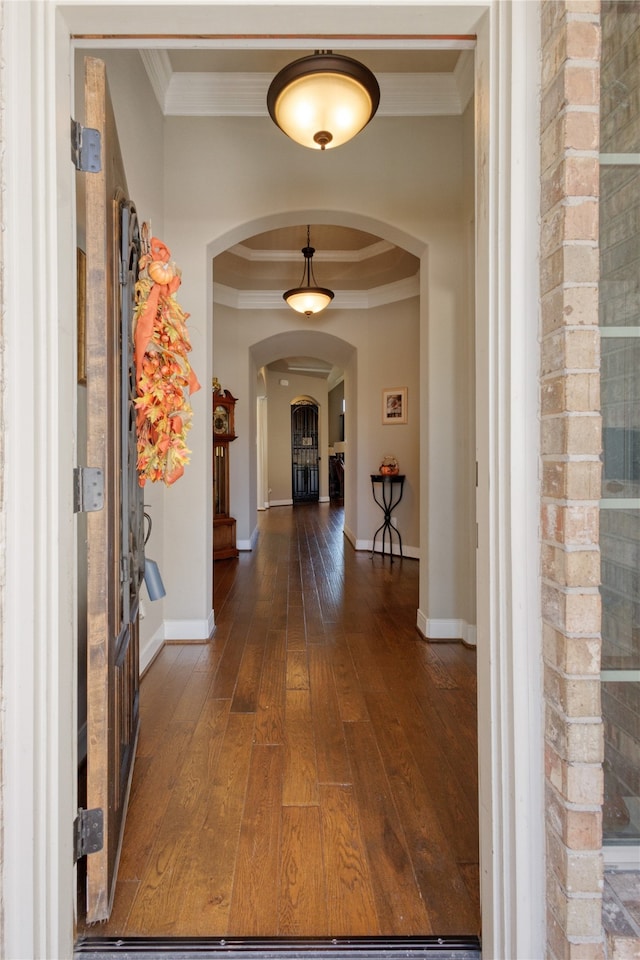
(284, 285), (334, 316)
(267, 53), (380, 150)
(284, 227), (335, 316)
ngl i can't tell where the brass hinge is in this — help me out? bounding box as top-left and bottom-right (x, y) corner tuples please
(74, 808), (104, 862)
(70, 119), (101, 173)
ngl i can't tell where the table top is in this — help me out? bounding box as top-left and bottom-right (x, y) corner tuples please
(370, 473), (405, 481)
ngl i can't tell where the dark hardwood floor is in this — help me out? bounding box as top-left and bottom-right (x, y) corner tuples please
(90, 503), (479, 938)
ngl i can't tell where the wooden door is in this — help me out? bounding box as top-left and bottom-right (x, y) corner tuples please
(83, 56), (144, 923)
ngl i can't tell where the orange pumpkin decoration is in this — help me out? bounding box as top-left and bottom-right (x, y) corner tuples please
(148, 259), (176, 285)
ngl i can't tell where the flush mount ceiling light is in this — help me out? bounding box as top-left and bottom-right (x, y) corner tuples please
(267, 51), (380, 151)
(284, 226), (335, 316)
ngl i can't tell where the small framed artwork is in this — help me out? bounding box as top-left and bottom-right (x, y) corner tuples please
(382, 387), (407, 424)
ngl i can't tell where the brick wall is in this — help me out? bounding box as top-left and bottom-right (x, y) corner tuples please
(540, 3), (605, 958)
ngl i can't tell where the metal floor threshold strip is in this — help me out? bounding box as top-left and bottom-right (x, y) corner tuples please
(74, 935), (482, 959)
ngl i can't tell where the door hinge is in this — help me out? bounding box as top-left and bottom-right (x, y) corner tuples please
(74, 807), (104, 862)
(73, 466), (104, 513)
(70, 119), (102, 173)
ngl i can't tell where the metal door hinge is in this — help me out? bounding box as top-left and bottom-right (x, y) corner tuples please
(74, 807), (104, 862)
(73, 466), (104, 513)
(71, 119), (101, 173)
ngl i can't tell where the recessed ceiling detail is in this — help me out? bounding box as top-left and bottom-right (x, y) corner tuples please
(139, 49), (474, 118)
(214, 276), (419, 311)
(213, 224), (420, 309)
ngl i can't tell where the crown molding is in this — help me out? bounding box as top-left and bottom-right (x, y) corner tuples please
(228, 239), (395, 263)
(139, 49), (173, 111)
(213, 274), (419, 310)
(142, 51), (473, 117)
(454, 49), (474, 112)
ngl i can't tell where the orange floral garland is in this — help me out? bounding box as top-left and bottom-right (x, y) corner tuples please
(133, 235), (201, 486)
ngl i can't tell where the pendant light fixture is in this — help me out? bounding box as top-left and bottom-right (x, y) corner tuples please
(267, 51), (380, 151)
(284, 226), (334, 316)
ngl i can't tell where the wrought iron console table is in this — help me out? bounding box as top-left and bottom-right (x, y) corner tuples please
(370, 474), (405, 562)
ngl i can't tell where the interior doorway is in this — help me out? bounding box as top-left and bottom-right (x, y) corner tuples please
(79, 42), (474, 951)
(291, 400), (320, 503)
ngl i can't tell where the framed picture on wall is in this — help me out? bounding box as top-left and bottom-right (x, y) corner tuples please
(382, 387), (407, 424)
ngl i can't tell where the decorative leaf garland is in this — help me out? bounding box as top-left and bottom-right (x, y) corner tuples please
(133, 233), (201, 486)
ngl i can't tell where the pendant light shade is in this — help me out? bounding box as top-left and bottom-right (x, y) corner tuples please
(284, 227), (334, 316)
(267, 52), (380, 151)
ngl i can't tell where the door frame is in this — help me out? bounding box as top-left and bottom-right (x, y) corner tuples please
(1, 3), (543, 959)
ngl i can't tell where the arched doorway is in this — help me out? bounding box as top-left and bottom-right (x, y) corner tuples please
(291, 398), (320, 503)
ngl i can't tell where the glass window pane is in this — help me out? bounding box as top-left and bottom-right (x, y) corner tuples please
(600, 2), (640, 851)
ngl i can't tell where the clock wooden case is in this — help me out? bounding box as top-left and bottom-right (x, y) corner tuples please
(213, 388), (238, 561)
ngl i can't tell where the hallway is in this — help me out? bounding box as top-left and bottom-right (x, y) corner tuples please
(87, 503), (479, 939)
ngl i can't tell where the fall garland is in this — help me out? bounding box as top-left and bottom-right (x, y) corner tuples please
(133, 233), (201, 486)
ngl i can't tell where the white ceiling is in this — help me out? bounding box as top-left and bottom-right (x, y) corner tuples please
(140, 47), (474, 119)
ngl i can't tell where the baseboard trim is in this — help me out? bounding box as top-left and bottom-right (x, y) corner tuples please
(268, 498), (293, 507)
(343, 525), (357, 549)
(140, 623), (165, 674)
(164, 611), (215, 643)
(354, 538), (420, 560)
(416, 611), (477, 645)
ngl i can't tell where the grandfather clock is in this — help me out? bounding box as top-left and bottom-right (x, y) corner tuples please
(213, 387), (239, 560)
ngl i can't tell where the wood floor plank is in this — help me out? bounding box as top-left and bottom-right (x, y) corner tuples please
(319, 784), (379, 936)
(264, 627), (287, 663)
(136, 647), (200, 758)
(170, 698), (232, 817)
(364, 690), (479, 933)
(171, 669), (216, 722)
(279, 806), (328, 935)
(308, 645), (351, 785)
(117, 722), (193, 881)
(227, 744), (283, 935)
(254, 655), (286, 746)
(209, 623), (249, 700)
(282, 719), (319, 806)
(232, 632), (267, 713)
(285, 688), (312, 722)
(331, 639), (370, 722)
(347, 633), (479, 863)
(193, 637), (227, 674)
(286, 649), (310, 690)
(343, 721), (433, 935)
(175, 712), (256, 934)
(286, 603), (306, 650)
